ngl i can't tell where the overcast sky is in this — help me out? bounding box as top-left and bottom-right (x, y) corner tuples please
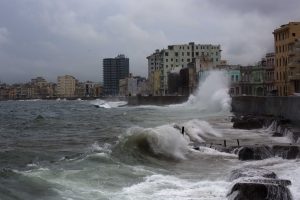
(0, 0), (299, 84)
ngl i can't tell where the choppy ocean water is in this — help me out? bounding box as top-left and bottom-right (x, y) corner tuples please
(0, 72), (299, 200)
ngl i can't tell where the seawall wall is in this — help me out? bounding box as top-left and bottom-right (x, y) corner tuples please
(232, 96), (300, 123)
(127, 95), (189, 106)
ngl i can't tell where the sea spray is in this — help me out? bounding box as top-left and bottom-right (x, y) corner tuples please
(185, 70), (231, 112)
(115, 125), (189, 160)
(176, 119), (222, 143)
(90, 99), (127, 108)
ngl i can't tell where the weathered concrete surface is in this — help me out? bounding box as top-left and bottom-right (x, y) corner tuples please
(227, 167), (293, 200)
(232, 96), (300, 124)
(228, 182), (293, 200)
(127, 95), (189, 106)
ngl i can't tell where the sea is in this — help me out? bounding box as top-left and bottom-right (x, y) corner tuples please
(0, 71), (299, 200)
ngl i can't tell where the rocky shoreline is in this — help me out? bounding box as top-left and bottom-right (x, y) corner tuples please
(192, 115), (299, 200)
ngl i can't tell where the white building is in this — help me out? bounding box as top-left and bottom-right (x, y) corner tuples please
(147, 42), (221, 95)
(57, 75), (76, 97)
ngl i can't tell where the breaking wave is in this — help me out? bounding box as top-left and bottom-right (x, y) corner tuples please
(184, 70), (231, 112)
(114, 125), (189, 160)
(113, 119), (224, 161)
(90, 99), (127, 109)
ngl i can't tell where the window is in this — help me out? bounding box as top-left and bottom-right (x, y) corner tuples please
(236, 87), (240, 95)
(182, 52), (184, 56)
(196, 52), (199, 56)
(175, 52), (179, 56)
(165, 52), (169, 56)
(187, 52), (190, 56)
(176, 59), (178, 62)
(171, 58), (173, 62)
(231, 75), (234, 82)
(187, 58), (190, 62)
(292, 33), (296, 37)
(236, 75), (238, 82)
(182, 59), (184, 62)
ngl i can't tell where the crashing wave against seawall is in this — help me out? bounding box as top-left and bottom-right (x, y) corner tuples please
(185, 70), (232, 112)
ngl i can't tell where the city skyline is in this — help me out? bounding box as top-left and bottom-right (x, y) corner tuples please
(0, 0), (300, 84)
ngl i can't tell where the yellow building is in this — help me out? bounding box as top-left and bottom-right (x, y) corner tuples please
(288, 39), (300, 94)
(57, 75), (76, 97)
(149, 70), (161, 95)
(273, 22), (300, 96)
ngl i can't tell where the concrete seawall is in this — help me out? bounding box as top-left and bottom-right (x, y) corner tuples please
(232, 96), (300, 123)
(127, 95), (299, 123)
(127, 95), (189, 106)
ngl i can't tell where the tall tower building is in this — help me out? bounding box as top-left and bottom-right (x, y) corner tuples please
(273, 22), (300, 96)
(103, 54), (129, 96)
(147, 42), (221, 95)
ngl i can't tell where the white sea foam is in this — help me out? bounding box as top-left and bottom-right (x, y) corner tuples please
(114, 174), (229, 200)
(90, 99), (127, 108)
(180, 119), (222, 143)
(191, 146), (237, 158)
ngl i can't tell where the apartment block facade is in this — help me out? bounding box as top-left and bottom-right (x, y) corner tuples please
(147, 42), (221, 95)
(273, 22), (300, 96)
(103, 54), (129, 96)
(57, 75), (76, 97)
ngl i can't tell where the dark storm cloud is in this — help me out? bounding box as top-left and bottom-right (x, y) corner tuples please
(0, 0), (299, 83)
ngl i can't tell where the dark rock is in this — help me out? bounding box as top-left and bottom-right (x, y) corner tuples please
(233, 116), (265, 130)
(227, 182), (293, 200)
(273, 145), (300, 159)
(291, 132), (300, 143)
(229, 167), (277, 182)
(272, 132), (283, 137)
(278, 118), (291, 125)
(238, 145), (273, 160)
(228, 167), (293, 200)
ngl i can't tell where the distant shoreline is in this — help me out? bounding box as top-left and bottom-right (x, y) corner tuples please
(0, 96), (127, 101)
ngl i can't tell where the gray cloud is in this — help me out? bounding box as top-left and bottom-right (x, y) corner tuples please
(0, 0), (299, 83)
(0, 27), (9, 47)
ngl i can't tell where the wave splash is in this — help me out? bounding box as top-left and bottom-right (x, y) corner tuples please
(114, 119), (223, 160)
(90, 99), (127, 109)
(185, 70), (231, 112)
(115, 125), (189, 160)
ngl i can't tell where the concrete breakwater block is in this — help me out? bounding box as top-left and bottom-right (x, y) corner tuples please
(238, 145), (273, 160)
(227, 167), (293, 200)
(232, 116), (265, 130)
(237, 145), (300, 160)
(272, 145), (300, 159)
(228, 167), (277, 182)
(227, 182), (293, 200)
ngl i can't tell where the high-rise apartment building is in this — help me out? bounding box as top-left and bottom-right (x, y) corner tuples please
(57, 75), (76, 97)
(103, 54), (129, 96)
(147, 42), (221, 95)
(273, 22), (300, 96)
